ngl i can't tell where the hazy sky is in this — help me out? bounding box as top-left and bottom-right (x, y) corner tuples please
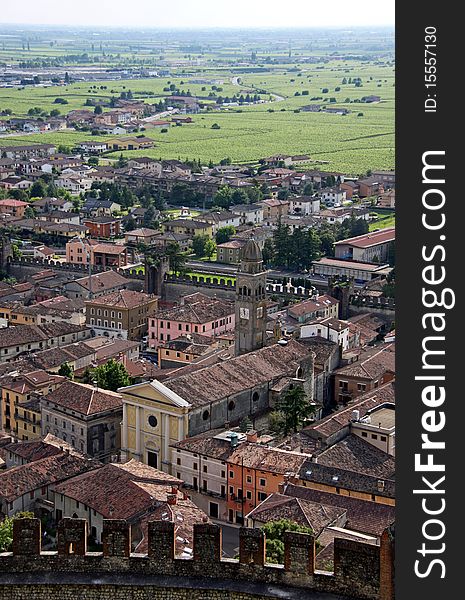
(0, 1), (394, 28)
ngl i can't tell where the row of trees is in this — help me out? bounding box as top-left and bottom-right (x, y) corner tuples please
(263, 216), (370, 270)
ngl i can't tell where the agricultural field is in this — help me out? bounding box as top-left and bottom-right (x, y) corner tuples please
(0, 26), (394, 175)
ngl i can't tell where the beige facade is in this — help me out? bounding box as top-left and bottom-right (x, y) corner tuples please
(119, 380), (190, 472)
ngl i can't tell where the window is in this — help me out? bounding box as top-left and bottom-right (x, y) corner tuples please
(229, 471), (234, 479)
(357, 383), (367, 392)
(246, 475), (252, 484)
(203, 465), (208, 473)
(221, 470), (226, 478)
(193, 462), (198, 470)
(246, 491), (252, 500)
(229, 486), (234, 495)
(361, 431), (368, 438)
(258, 492), (267, 502)
(259, 478), (266, 487)
(371, 433), (378, 440)
(202, 410), (209, 421)
(147, 415), (158, 428)
(228, 400), (235, 411)
(381, 436), (387, 442)
(209, 502), (219, 519)
(177, 457), (181, 465)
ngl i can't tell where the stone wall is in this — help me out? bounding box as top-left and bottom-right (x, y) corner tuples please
(0, 517), (395, 600)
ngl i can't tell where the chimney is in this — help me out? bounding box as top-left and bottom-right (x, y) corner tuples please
(182, 491), (189, 501)
(171, 485), (178, 495)
(167, 493), (177, 505)
(246, 430), (258, 443)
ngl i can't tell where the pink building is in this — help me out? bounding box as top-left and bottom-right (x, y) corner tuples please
(148, 293), (235, 349)
(66, 238), (128, 268)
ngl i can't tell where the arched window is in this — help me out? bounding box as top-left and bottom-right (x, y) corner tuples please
(252, 392), (259, 402)
(228, 400), (235, 411)
(202, 410), (210, 421)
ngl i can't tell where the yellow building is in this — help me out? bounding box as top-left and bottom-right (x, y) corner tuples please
(119, 379), (190, 472)
(162, 218), (214, 239)
(0, 370), (64, 437)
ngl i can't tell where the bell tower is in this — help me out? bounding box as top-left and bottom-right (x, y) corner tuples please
(235, 239), (268, 356)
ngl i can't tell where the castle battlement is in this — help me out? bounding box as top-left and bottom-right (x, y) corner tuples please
(0, 518), (395, 600)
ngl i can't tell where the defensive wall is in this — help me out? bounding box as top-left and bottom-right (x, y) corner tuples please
(0, 518), (395, 600)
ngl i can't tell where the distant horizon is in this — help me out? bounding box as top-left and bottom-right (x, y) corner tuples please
(0, 0), (395, 29)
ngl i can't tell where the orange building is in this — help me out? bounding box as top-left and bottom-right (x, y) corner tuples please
(0, 198), (29, 218)
(225, 434), (308, 524)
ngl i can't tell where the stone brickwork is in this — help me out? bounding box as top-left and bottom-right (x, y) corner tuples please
(0, 518), (394, 600)
(102, 520), (131, 558)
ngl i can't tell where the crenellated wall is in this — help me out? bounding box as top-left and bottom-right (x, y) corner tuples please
(0, 518), (395, 600)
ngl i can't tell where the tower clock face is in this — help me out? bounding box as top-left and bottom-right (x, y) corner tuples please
(240, 307), (250, 320)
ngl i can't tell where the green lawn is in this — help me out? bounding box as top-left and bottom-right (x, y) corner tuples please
(369, 210), (396, 231)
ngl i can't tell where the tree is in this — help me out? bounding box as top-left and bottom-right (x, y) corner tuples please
(94, 105), (103, 114)
(303, 182), (314, 196)
(124, 216), (137, 232)
(215, 226), (235, 245)
(0, 512), (34, 552)
(213, 185), (233, 209)
(204, 238), (216, 259)
(274, 386), (315, 435)
(277, 188), (289, 200)
(192, 234), (208, 257)
(29, 180), (47, 198)
(24, 205), (36, 219)
(262, 238), (275, 265)
(262, 519), (318, 564)
(166, 242), (187, 277)
(58, 362), (74, 380)
(91, 359), (131, 392)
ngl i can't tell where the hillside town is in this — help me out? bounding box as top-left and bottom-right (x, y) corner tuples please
(0, 132), (395, 575)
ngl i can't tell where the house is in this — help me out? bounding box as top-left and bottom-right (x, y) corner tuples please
(356, 176), (383, 198)
(120, 340), (314, 471)
(261, 198), (289, 226)
(320, 187), (346, 208)
(0, 176), (33, 190)
(0, 198), (29, 218)
(372, 171), (395, 187)
(66, 238), (128, 268)
(334, 228), (395, 263)
(288, 294), (339, 324)
(63, 270), (132, 299)
(41, 380), (123, 461)
(314, 207), (370, 225)
(148, 292), (234, 349)
(76, 141), (108, 154)
(301, 317), (351, 351)
(378, 189), (395, 209)
(350, 404), (395, 455)
(340, 181), (359, 199)
(162, 218), (213, 238)
(173, 430), (313, 524)
(333, 344), (395, 404)
(298, 438), (394, 504)
(230, 203), (263, 225)
(289, 196), (320, 216)
(86, 289), (158, 340)
(216, 239), (246, 265)
(312, 257), (393, 283)
(127, 157), (162, 174)
(32, 196), (73, 213)
(171, 115), (193, 124)
(82, 216), (121, 239)
(150, 232), (191, 252)
(107, 137), (154, 151)
(125, 227), (160, 245)
(0, 450), (99, 518)
(0, 322), (91, 362)
(156, 334), (219, 369)
(362, 95), (381, 103)
(245, 492), (346, 534)
(55, 173), (93, 193)
(0, 369), (64, 436)
(82, 198), (121, 217)
(0, 143), (56, 160)
(52, 460), (207, 553)
(166, 96), (200, 113)
(33, 245), (57, 260)
(196, 211), (241, 233)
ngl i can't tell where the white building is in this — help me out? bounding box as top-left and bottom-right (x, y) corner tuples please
(289, 196), (320, 216)
(300, 317), (351, 351)
(320, 187), (347, 208)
